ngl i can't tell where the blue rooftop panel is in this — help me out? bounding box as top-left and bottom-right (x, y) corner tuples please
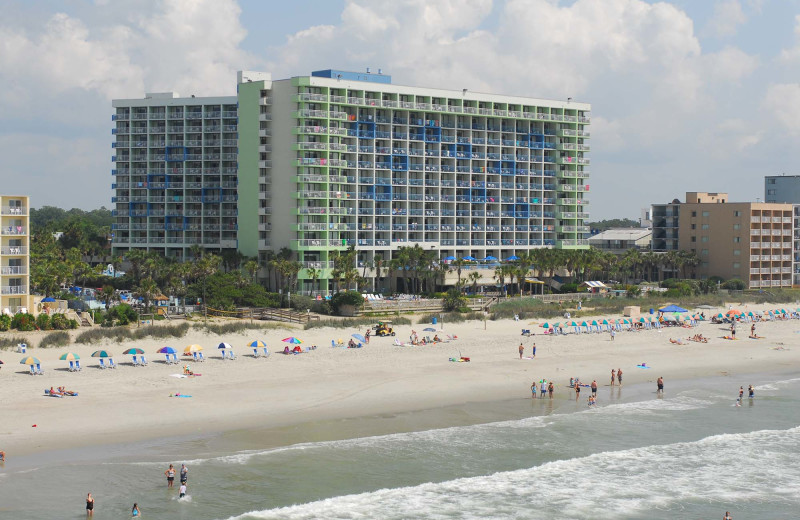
(312, 69), (392, 84)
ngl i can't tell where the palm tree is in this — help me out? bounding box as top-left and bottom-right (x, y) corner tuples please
(466, 271), (480, 294)
(134, 277), (159, 314)
(98, 285), (118, 311)
(244, 259), (260, 284)
(451, 258), (467, 291)
(306, 267), (320, 295)
(373, 254), (384, 294)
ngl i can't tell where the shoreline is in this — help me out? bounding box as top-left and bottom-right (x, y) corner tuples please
(1, 306), (799, 459)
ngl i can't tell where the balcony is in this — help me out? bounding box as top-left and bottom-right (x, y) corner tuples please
(2, 226), (27, 235)
(1, 285), (28, 295)
(1, 206), (27, 215)
(0, 266), (27, 275)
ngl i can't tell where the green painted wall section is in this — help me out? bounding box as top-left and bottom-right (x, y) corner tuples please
(237, 81), (263, 258)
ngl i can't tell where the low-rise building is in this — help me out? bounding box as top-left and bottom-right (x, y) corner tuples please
(588, 228), (651, 255)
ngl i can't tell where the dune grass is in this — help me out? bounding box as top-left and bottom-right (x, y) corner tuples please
(0, 335), (30, 350)
(304, 316), (412, 330)
(38, 331), (71, 349)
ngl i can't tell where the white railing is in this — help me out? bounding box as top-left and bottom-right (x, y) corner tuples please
(1, 266), (27, 275)
(1, 206), (26, 215)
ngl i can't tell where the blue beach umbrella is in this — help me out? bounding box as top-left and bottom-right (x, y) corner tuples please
(351, 333), (366, 342)
(157, 347), (176, 354)
(462, 256), (476, 261)
(443, 256), (456, 261)
(505, 255), (520, 261)
(41, 297), (56, 302)
(483, 256), (498, 262)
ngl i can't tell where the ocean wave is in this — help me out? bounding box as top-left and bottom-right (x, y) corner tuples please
(221, 426), (800, 520)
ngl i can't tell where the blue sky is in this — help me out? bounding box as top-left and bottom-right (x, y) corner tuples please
(2, 0), (800, 220)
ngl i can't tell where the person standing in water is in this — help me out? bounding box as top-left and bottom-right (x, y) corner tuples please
(531, 381), (537, 399)
(548, 381), (554, 398)
(179, 483), (187, 499)
(657, 377), (664, 395)
(180, 464), (188, 485)
(132, 503), (140, 517)
(611, 369), (616, 387)
(86, 493), (94, 517)
(165, 464), (176, 488)
(723, 511), (733, 520)
(590, 380), (597, 396)
(748, 385), (755, 398)
(575, 382), (581, 401)
(617, 368), (623, 386)
(739, 387), (744, 401)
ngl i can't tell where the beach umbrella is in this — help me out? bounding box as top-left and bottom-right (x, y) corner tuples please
(483, 256), (498, 261)
(726, 309), (741, 316)
(59, 352), (80, 361)
(19, 356), (41, 365)
(591, 320), (599, 326)
(352, 333), (366, 342)
(156, 347), (175, 354)
(580, 321), (588, 327)
(716, 313), (724, 318)
(505, 255), (520, 261)
(122, 348), (145, 355)
(747, 312), (754, 316)
(781, 309), (788, 314)
(461, 256), (476, 261)
(659, 304), (688, 313)
(541, 322), (550, 328)
(91, 350), (112, 358)
(0, 360), (3, 365)
(442, 256), (456, 261)
(423, 327), (437, 332)
(41, 297), (56, 302)
(248, 340), (267, 348)
(184, 344), (203, 354)
(569, 321), (578, 327)
(601, 319), (610, 325)
(552, 322), (560, 328)
(282, 337), (303, 344)
(218, 342), (233, 350)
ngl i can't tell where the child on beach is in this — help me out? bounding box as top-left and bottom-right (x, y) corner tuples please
(179, 483), (187, 499)
(531, 382), (537, 399)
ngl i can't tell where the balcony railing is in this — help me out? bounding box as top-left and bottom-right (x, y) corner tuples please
(2, 226), (27, 235)
(1, 285), (28, 295)
(0, 266), (27, 275)
(1, 206), (27, 215)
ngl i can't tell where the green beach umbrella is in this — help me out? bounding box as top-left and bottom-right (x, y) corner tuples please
(122, 348), (145, 355)
(20, 356), (41, 365)
(59, 352), (80, 361)
(91, 350), (111, 358)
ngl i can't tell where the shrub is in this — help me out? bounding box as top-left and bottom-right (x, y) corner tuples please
(195, 321), (280, 335)
(132, 323), (190, 340)
(0, 314), (11, 332)
(35, 313), (51, 331)
(723, 279), (746, 291)
(560, 283), (579, 294)
(103, 304), (138, 327)
(0, 335), (28, 350)
(39, 331), (71, 348)
(442, 288), (467, 312)
(11, 313), (36, 331)
(330, 291), (365, 315)
(289, 294), (315, 312)
(304, 316), (411, 330)
(50, 313), (76, 330)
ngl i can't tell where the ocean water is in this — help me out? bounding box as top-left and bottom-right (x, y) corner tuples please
(2, 373), (800, 519)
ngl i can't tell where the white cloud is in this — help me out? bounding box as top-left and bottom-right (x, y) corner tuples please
(778, 15), (800, 62)
(763, 83), (800, 135)
(706, 0), (747, 38)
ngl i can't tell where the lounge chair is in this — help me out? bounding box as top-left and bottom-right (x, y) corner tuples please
(132, 355), (140, 366)
(139, 355), (148, 366)
(29, 365), (35, 375)
(228, 350), (237, 360)
(220, 350), (229, 360)
(108, 358), (117, 369)
(75, 360), (82, 371)
(261, 347), (269, 358)
(193, 351), (202, 361)
(98, 358), (107, 369)
(164, 354), (172, 364)
(252, 348), (261, 358)
(171, 353), (179, 364)
(197, 352), (205, 362)
(17, 343), (27, 354)
(69, 360), (76, 372)
(35, 364), (44, 375)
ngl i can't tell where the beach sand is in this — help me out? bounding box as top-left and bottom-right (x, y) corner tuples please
(1, 305), (797, 457)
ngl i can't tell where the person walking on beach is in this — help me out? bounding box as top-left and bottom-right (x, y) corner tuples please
(617, 368), (623, 386)
(657, 377), (664, 395)
(611, 369), (616, 387)
(730, 322), (736, 339)
(575, 382), (581, 401)
(532, 342), (536, 358)
(180, 464), (188, 485)
(750, 323), (756, 337)
(519, 343), (524, 359)
(591, 380), (597, 396)
(165, 464), (176, 488)
(610, 328), (615, 341)
(86, 493), (94, 517)
(531, 381), (537, 399)
(548, 381), (554, 398)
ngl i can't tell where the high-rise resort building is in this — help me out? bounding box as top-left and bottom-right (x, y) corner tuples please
(111, 92), (240, 260)
(1, 195), (31, 314)
(114, 70), (591, 293)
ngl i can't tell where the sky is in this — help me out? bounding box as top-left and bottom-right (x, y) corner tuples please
(2, 0), (800, 220)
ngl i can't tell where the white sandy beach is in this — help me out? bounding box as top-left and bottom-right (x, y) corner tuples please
(1, 304), (798, 457)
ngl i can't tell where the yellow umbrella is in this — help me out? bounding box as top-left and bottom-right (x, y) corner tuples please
(184, 344), (203, 354)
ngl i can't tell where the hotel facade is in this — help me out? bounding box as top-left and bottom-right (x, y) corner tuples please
(1, 195), (31, 313)
(113, 70), (591, 293)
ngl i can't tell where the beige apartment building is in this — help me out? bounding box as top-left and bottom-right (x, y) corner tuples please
(1, 195), (32, 313)
(653, 192), (793, 288)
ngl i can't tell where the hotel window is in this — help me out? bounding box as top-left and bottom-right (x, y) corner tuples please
(702, 261), (709, 267)
(733, 262), (740, 269)
(733, 237), (741, 243)
(733, 210), (741, 216)
(701, 249), (708, 255)
(691, 224), (696, 230)
(767, 189), (776, 195)
(691, 211), (697, 217)
(733, 249), (741, 256)
(702, 211), (710, 217)
(691, 236), (696, 242)
(701, 236), (709, 242)
(701, 224), (709, 230)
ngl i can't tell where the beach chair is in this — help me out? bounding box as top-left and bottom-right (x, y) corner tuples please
(331, 340), (336, 348)
(252, 348), (261, 358)
(17, 343), (27, 354)
(98, 358), (107, 369)
(35, 364), (44, 375)
(172, 353), (179, 364)
(197, 352), (205, 362)
(228, 350), (237, 360)
(193, 351), (202, 361)
(29, 365), (35, 375)
(220, 350), (229, 360)
(164, 354), (172, 364)
(132, 355), (140, 366)
(108, 358), (117, 369)
(138, 355), (147, 366)
(261, 347), (269, 358)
